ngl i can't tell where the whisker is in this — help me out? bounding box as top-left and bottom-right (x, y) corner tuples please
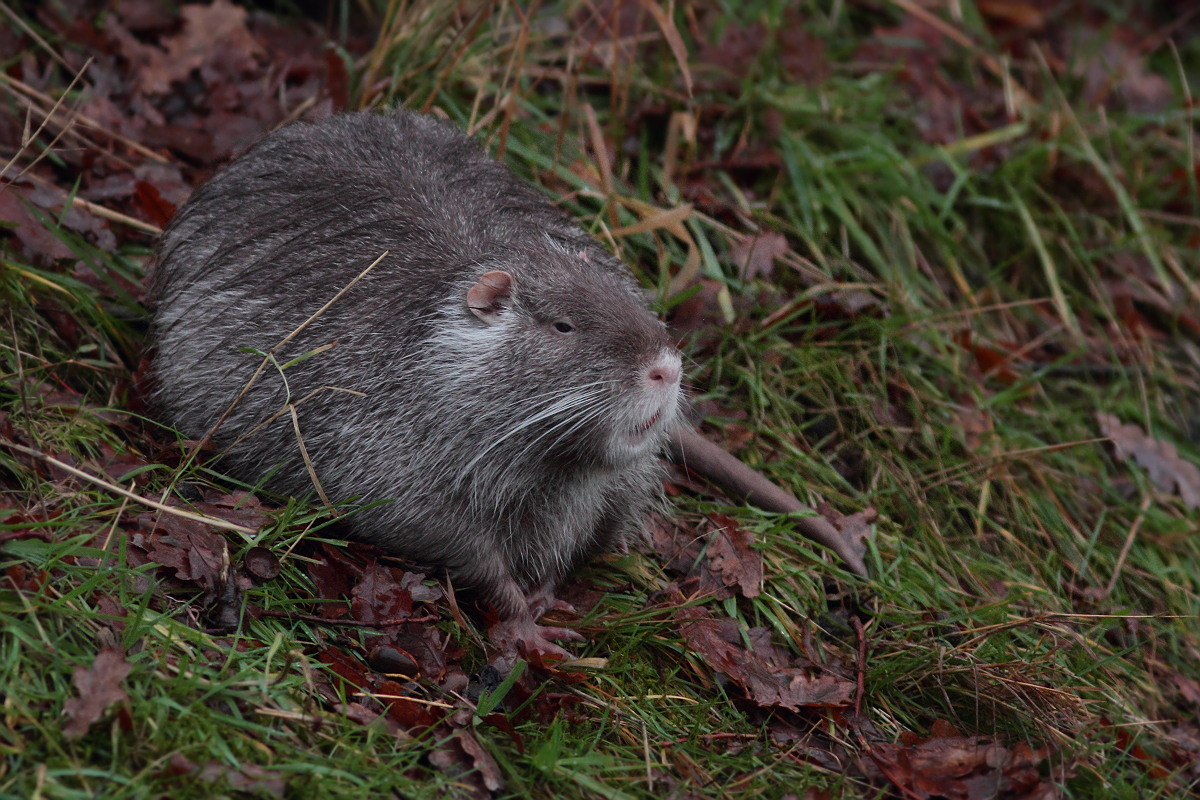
(455, 384), (615, 480)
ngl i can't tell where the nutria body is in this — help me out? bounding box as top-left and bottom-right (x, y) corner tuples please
(150, 110), (684, 647)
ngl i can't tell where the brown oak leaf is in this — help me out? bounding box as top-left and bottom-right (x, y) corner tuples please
(870, 725), (1057, 800)
(677, 603), (853, 710)
(62, 647), (132, 739)
(730, 232), (788, 281)
(705, 514), (763, 598)
(1098, 413), (1200, 509)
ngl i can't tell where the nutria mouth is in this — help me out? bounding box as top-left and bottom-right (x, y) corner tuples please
(637, 410), (661, 433)
(623, 410), (663, 447)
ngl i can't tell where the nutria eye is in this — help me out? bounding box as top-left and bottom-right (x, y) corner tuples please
(552, 320), (576, 334)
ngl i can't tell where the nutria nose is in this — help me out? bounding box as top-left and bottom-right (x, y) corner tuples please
(645, 352), (682, 388)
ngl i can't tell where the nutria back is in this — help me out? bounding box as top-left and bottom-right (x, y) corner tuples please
(150, 110), (684, 612)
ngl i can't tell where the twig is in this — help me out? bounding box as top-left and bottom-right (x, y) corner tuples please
(70, 193), (162, 235)
(256, 609), (440, 628)
(0, 72), (170, 164)
(185, 251), (389, 460)
(289, 404), (332, 508)
(0, 1), (75, 73)
(853, 615), (867, 718)
(0, 58), (92, 186)
(1, 439), (259, 536)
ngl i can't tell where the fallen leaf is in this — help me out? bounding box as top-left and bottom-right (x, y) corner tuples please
(1172, 671), (1200, 708)
(350, 562), (441, 624)
(977, 0), (1046, 29)
(168, 753), (286, 797)
(199, 761), (285, 797)
(854, 13), (1010, 147)
(704, 514), (762, 598)
(378, 679), (441, 729)
(0, 183), (77, 262)
(695, 20), (767, 84)
(133, 511), (228, 589)
(134, 180), (176, 228)
(730, 232), (788, 281)
(647, 515), (761, 600)
(779, 23), (829, 85)
(677, 601), (854, 710)
(0, 527), (55, 545)
(193, 489), (272, 532)
(1105, 253), (1200, 340)
(307, 542), (363, 608)
(428, 728), (505, 795)
(816, 503), (877, 559)
(1074, 33), (1173, 114)
(336, 701), (393, 730)
(316, 646), (373, 698)
(132, 162), (192, 209)
(954, 405), (994, 453)
(646, 514), (706, 579)
(62, 647), (133, 739)
(869, 730), (1057, 800)
(118, 0), (264, 96)
(115, 0), (178, 32)
(1098, 413), (1200, 509)
(1105, 719), (1177, 781)
(24, 182), (117, 253)
(3, 562), (46, 591)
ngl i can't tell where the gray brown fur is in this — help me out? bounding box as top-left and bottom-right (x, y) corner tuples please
(149, 110), (684, 615)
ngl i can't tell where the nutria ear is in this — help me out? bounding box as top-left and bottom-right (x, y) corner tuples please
(466, 270), (513, 324)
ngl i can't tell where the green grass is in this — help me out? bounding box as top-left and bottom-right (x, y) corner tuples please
(2, 0), (1199, 797)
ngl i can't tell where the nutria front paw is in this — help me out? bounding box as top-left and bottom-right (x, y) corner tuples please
(487, 612), (584, 665)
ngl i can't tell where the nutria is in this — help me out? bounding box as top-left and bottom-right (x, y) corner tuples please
(149, 109), (685, 656)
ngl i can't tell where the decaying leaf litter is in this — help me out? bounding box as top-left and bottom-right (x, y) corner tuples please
(2, 0), (1199, 797)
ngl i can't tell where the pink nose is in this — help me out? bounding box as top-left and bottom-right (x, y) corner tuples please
(645, 352), (682, 388)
